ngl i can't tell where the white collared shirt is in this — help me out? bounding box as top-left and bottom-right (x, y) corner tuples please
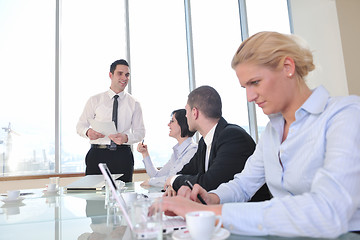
(203, 123), (217, 171)
(170, 123), (218, 187)
(76, 89), (145, 145)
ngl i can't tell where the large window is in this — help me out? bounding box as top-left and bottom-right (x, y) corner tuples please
(60, 0), (127, 173)
(191, 0), (248, 130)
(0, 0), (55, 176)
(0, 0), (290, 176)
(246, 0), (291, 136)
(129, 0), (189, 169)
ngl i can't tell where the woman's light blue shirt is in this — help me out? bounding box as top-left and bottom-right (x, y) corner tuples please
(212, 86), (360, 238)
(142, 137), (197, 187)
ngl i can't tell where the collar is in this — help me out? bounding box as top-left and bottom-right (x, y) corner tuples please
(269, 85), (330, 132)
(107, 89), (125, 100)
(173, 137), (194, 158)
(299, 85), (329, 114)
(204, 123), (217, 147)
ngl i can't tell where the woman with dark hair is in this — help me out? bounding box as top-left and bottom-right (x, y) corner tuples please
(137, 109), (197, 187)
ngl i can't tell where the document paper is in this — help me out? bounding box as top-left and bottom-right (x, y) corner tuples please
(89, 119), (117, 136)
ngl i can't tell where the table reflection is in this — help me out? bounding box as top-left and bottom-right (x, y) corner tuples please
(0, 184), (358, 240)
(78, 200), (130, 240)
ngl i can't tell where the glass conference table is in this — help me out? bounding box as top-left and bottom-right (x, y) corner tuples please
(0, 182), (358, 240)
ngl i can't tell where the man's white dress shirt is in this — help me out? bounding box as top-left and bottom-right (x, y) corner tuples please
(76, 89), (145, 145)
(170, 123), (217, 186)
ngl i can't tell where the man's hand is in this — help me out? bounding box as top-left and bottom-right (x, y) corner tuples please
(164, 176), (173, 190)
(178, 183), (220, 205)
(163, 185), (177, 197)
(109, 133), (128, 145)
(176, 185), (192, 199)
(86, 128), (105, 140)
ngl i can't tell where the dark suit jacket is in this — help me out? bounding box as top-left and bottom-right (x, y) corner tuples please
(173, 117), (270, 202)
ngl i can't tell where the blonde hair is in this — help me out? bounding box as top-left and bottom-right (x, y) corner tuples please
(231, 31), (315, 79)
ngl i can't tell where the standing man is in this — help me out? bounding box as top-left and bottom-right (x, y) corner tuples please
(165, 85), (270, 202)
(76, 59), (145, 182)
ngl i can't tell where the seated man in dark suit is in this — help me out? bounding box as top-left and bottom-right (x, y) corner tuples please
(164, 85), (270, 202)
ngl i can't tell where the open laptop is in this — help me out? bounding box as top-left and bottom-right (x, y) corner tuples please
(98, 163), (186, 237)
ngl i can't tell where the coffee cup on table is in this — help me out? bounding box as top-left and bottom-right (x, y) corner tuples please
(49, 177), (59, 189)
(47, 183), (57, 191)
(7, 190), (20, 200)
(185, 211), (222, 240)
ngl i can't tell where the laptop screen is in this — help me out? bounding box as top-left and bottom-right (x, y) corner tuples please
(98, 163), (133, 230)
(98, 163), (186, 236)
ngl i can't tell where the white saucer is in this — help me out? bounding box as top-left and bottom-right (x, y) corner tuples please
(1, 197), (24, 204)
(172, 228), (230, 240)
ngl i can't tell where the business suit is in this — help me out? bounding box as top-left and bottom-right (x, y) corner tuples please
(173, 117), (270, 202)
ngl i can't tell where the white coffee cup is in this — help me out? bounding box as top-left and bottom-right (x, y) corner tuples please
(185, 211), (222, 240)
(49, 177), (59, 188)
(7, 190), (20, 200)
(47, 183), (57, 191)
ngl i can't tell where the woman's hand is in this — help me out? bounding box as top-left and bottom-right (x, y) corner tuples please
(140, 179), (150, 187)
(151, 195), (222, 218)
(137, 142), (149, 157)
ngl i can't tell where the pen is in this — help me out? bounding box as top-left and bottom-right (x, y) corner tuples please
(184, 180), (207, 205)
(141, 139), (144, 146)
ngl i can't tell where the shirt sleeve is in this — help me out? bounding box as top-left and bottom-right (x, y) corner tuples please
(211, 136), (266, 204)
(76, 97), (93, 138)
(125, 101), (145, 144)
(148, 176), (168, 187)
(147, 143), (197, 187)
(149, 149), (193, 187)
(142, 156), (159, 178)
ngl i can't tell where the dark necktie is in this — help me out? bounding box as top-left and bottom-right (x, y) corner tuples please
(110, 95), (119, 150)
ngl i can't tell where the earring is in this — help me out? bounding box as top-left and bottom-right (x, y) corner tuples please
(288, 73), (292, 77)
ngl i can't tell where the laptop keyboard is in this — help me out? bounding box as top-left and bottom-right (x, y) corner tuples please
(163, 216), (186, 234)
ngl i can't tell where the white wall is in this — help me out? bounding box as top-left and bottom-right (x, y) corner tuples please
(336, 0), (360, 96)
(290, 0), (349, 96)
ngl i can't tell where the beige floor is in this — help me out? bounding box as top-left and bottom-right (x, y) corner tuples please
(0, 173), (149, 194)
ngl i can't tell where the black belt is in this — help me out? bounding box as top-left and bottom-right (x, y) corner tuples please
(91, 144), (130, 150)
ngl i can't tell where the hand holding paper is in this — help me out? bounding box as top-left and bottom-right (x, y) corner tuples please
(88, 119), (117, 141)
(87, 128), (105, 140)
(109, 132), (128, 145)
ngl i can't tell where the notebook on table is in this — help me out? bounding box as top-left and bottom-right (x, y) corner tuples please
(98, 163), (186, 237)
(65, 174), (123, 191)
